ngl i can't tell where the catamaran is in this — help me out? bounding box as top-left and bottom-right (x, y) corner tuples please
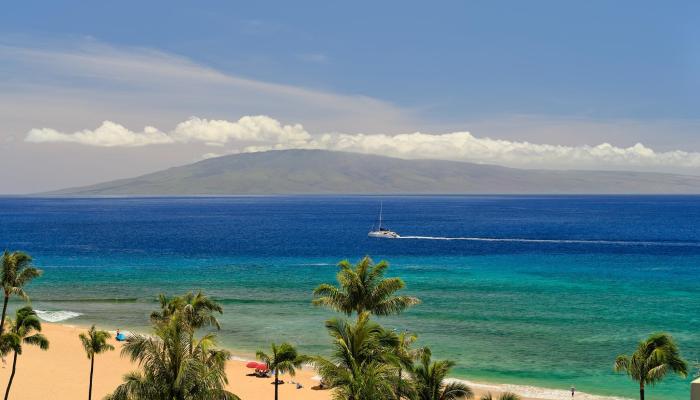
(368, 202), (400, 238)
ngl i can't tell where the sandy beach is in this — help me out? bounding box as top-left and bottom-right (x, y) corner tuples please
(0, 323), (330, 400)
(0, 323), (577, 400)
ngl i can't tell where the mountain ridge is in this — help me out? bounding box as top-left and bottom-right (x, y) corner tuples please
(45, 149), (700, 195)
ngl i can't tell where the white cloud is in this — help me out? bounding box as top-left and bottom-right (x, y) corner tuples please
(25, 116), (311, 147)
(26, 121), (173, 147)
(309, 132), (700, 170)
(25, 115), (700, 172)
(171, 116), (311, 145)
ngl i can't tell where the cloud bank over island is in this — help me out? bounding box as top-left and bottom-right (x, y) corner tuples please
(26, 116), (311, 148)
(25, 115), (700, 171)
(3, 38), (700, 193)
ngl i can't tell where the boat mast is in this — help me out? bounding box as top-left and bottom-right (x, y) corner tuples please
(378, 201), (383, 229)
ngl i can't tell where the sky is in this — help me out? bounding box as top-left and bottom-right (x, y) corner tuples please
(1, 0), (699, 193)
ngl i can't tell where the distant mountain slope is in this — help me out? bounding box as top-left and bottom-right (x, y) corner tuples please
(46, 149), (700, 195)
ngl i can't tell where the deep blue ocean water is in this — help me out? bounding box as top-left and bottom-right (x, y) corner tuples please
(1, 196), (699, 399)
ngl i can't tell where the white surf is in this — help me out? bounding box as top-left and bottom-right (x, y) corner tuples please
(35, 310), (83, 322)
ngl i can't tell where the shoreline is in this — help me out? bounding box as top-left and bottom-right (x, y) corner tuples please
(0, 321), (631, 400)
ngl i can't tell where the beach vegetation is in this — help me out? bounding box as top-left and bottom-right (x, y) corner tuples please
(613, 332), (688, 400)
(411, 348), (473, 400)
(394, 331), (425, 399)
(312, 256), (420, 317)
(107, 293), (239, 400)
(150, 291), (223, 331)
(150, 291), (223, 354)
(480, 393), (520, 400)
(314, 311), (413, 399)
(79, 325), (114, 400)
(0, 251), (42, 336)
(2, 306), (49, 400)
(256, 342), (308, 400)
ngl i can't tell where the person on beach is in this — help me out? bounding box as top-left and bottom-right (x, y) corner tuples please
(571, 386), (575, 397)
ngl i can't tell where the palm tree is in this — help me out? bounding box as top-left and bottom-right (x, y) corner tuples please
(411, 348), (472, 400)
(107, 313), (239, 400)
(480, 393), (520, 400)
(2, 306), (49, 400)
(79, 325), (115, 400)
(614, 332), (688, 400)
(0, 251), (42, 335)
(151, 291), (223, 329)
(312, 256), (420, 316)
(150, 291), (223, 353)
(394, 331), (424, 399)
(314, 312), (409, 400)
(256, 342), (308, 400)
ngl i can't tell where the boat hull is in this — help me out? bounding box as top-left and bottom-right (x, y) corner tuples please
(368, 231), (400, 239)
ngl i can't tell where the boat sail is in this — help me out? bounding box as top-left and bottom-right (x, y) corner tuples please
(368, 202), (399, 238)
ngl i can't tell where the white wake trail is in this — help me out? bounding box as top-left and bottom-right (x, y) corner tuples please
(397, 236), (700, 247)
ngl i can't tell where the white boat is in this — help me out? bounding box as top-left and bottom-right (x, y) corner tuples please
(368, 202), (400, 238)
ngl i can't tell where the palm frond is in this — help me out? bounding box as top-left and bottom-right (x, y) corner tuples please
(312, 256), (420, 317)
(614, 332), (688, 388)
(441, 381), (474, 399)
(23, 333), (49, 350)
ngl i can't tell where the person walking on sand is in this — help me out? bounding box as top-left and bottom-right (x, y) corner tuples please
(571, 386), (575, 397)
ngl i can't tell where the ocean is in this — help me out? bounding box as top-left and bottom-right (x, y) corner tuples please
(1, 196), (698, 399)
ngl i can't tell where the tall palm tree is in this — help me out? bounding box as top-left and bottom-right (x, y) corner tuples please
(150, 291), (223, 353)
(411, 348), (472, 400)
(79, 325), (115, 400)
(314, 312), (409, 400)
(312, 256), (420, 316)
(2, 306), (49, 400)
(614, 332), (688, 400)
(256, 342), (308, 400)
(480, 393), (520, 400)
(394, 331), (424, 399)
(0, 251), (42, 335)
(107, 313), (239, 400)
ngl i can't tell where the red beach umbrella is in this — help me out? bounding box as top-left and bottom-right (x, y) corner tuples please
(246, 361), (260, 368)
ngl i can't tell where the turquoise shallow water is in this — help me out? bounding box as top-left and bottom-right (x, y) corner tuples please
(1, 196), (699, 399)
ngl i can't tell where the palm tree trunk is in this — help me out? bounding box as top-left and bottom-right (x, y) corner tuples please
(397, 369), (402, 399)
(274, 369), (279, 400)
(639, 383), (644, 400)
(0, 295), (9, 335)
(88, 356), (94, 400)
(3, 351), (18, 400)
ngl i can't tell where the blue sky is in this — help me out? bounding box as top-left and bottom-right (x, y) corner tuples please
(1, 1), (699, 192)
(5, 0), (696, 120)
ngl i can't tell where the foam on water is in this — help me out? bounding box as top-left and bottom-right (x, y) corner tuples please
(35, 310), (83, 322)
(447, 379), (632, 400)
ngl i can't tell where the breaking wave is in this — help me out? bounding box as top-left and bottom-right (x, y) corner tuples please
(35, 310), (83, 322)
